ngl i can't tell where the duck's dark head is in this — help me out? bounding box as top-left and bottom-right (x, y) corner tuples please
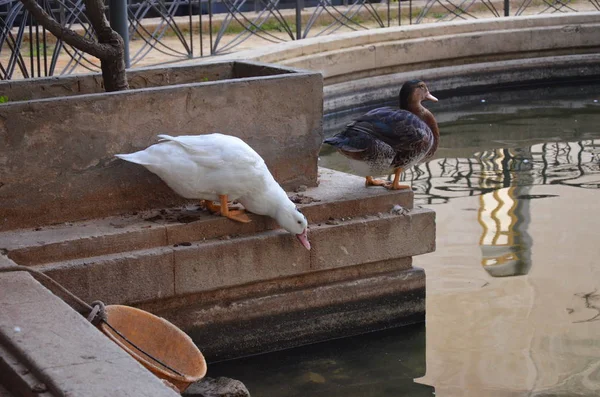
(399, 80), (438, 110)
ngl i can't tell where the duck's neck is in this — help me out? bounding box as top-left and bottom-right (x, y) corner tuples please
(405, 102), (439, 157)
(239, 173), (290, 218)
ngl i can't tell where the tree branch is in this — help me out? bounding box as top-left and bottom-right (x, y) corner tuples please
(83, 0), (111, 34)
(19, 0), (120, 60)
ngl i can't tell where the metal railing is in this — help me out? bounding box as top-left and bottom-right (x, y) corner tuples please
(1, 0), (599, 79)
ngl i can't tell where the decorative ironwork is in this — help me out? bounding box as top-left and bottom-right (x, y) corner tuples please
(1, 0), (598, 79)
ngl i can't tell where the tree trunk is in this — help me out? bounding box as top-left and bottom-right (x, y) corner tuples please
(19, 0), (129, 91)
(96, 27), (129, 92)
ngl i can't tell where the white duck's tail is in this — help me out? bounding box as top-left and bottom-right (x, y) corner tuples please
(114, 150), (157, 166)
(157, 134), (175, 142)
(115, 135), (174, 165)
(115, 152), (143, 165)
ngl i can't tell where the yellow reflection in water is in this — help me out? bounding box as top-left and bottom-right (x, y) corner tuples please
(477, 149), (532, 277)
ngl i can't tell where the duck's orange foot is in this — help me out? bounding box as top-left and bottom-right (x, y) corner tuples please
(365, 176), (388, 188)
(384, 182), (411, 190)
(201, 200), (244, 214)
(201, 200), (221, 214)
(218, 195), (252, 224)
(224, 209), (252, 223)
(383, 168), (411, 190)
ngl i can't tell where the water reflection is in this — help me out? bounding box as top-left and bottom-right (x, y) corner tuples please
(210, 89), (600, 396)
(405, 140), (600, 206)
(406, 140), (600, 277)
(478, 186), (533, 277)
(322, 137), (600, 278)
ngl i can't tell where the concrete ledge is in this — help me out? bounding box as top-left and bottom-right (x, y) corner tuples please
(207, 13), (600, 72)
(324, 53), (600, 114)
(0, 169), (432, 306)
(0, 168), (434, 361)
(1, 169), (413, 266)
(190, 14), (600, 113)
(0, 61), (323, 232)
(0, 265), (178, 396)
(175, 266), (425, 361)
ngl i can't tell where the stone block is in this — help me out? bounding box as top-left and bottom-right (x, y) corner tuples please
(5, 222), (168, 266)
(172, 208), (433, 298)
(184, 377), (250, 397)
(40, 247), (176, 304)
(0, 168), (413, 267)
(174, 231), (311, 296)
(184, 267), (426, 360)
(140, 257), (413, 317)
(310, 209), (435, 271)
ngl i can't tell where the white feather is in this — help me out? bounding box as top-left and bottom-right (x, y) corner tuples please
(115, 133), (309, 238)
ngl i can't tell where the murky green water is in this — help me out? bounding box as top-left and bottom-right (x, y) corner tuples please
(207, 84), (600, 396)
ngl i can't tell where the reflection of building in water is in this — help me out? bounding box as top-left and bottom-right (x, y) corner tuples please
(477, 148), (533, 277)
(403, 140), (600, 277)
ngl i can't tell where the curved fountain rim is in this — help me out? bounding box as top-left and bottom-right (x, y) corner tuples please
(200, 12), (600, 64)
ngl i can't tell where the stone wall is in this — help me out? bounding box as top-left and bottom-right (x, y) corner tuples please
(0, 61), (323, 231)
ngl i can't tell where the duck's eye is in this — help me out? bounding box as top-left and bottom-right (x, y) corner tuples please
(297, 220), (302, 224)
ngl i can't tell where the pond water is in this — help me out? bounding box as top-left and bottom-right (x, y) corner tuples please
(208, 84), (600, 396)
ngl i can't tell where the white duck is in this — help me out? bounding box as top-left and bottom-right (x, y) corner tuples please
(115, 133), (310, 250)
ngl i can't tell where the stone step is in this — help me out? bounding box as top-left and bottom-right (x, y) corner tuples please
(37, 207), (434, 306)
(0, 168), (435, 360)
(181, 266), (426, 361)
(0, 168), (413, 266)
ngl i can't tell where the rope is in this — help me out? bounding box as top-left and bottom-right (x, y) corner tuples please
(0, 265), (185, 378)
(0, 265), (94, 314)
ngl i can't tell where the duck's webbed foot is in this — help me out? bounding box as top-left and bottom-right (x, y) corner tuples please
(219, 195), (251, 223)
(201, 196), (252, 223)
(384, 168), (411, 190)
(224, 209), (252, 223)
(384, 181), (411, 190)
(365, 176), (388, 187)
(201, 200), (221, 214)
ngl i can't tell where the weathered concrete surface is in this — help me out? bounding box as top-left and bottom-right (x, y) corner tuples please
(0, 169), (431, 305)
(0, 265), (179, 396)
(324, 53), (600, 114)
(1, 169), (413, 266)
(0, 61), (323, 232)
(0, 62), (297, 102)
(182, 266), (425, 361)
(4, 174), (431, 306)
(0, 169), (433, 360)
(191, 14), (600, 113)
(140, 257), (414, 316)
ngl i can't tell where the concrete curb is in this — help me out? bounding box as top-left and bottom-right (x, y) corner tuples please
(0, 255), (179, 396)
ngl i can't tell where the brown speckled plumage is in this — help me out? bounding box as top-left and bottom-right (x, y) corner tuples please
(324, 80), (439, 190)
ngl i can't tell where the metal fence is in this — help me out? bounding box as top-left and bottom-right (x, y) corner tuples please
(1, 0), (599, 79)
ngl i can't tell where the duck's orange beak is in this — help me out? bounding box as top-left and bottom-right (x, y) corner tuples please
(426, 93), (438, 102)
(296, 228), (311, 250)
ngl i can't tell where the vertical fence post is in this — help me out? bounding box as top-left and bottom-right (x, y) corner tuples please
(504, 0), (510, 16)
(110, 0), (130, 68)
(296, 0), (303, 40)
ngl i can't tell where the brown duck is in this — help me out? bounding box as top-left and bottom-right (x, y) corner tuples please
(323, 80), (439, 190)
